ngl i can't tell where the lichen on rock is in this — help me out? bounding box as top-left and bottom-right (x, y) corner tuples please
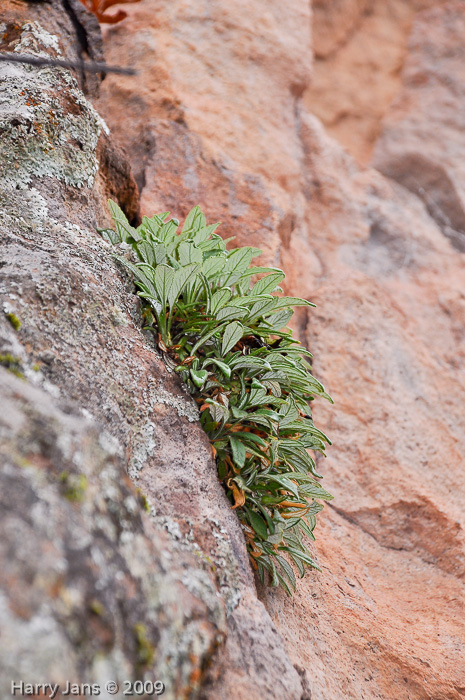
(0, 23), (107, 190)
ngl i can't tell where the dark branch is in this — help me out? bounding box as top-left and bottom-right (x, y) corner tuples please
(0, 53), (136, 75)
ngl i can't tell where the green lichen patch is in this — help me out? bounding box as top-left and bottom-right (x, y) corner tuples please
(0, 22), (108, 191)
(133, 622), (156, 668)
(59, 471), (88, 502)
(136, 488), (151, 513)
(89, 599), (105, 617)
(6, 312), (21, 330)
(0, 353), (24, 378)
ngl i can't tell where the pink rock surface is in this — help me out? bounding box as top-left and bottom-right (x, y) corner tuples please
(306, 0), (446, 164)
(96, 1), (465, 697)
(373, 1), (465, 251)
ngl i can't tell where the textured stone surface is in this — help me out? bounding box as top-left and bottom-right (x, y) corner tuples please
(96, 0), (313, 261)
(0, 2), (304, 698)
(96, 1), (465, 698)
(306, 0), (446, 163)
(260, 114), (465, 700)
(372, 1), (465, 251)
(0, 369), (222, 700)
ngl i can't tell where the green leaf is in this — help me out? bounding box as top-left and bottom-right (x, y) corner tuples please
(247, 298), (277, 320)
(102, 202), (333, 596)
(216, 305), (248, 322)
(168, 263), (199, 307)
(108, 199), (141, 242)
(249, 271), (285, 296)
(221, 321), (244, 354)
(178, 241), (203, 265)
(141, 213), (170, 239)
(272, 296), (317, 309)
(202, 358), (231, 379)
(229, 436), (247, 468)
(264, 308), (293, 331)
(99, 228), (120, 244)
(203, 255), (227, 280)
(240, 265), (281, 277)
(278, 397), (299, 427)
(210, 288), (232, 314)
(247, 509), (268, 540)
(190, 368), (208, 389)
(258, 474), (299, 498)
(192, 222), (220, 243)
(231, 432), (268, 448)
(262, 379), (282, 397)
(281, 546), (321, 571)
(221, 248), (255, 286)
(275, 555), (297, 591)
(230, 357), (271, 372)
(182, 205), (206, 235)
(152, 264), (175, 308)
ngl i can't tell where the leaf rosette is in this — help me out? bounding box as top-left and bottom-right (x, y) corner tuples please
(101, 201), (333, 594)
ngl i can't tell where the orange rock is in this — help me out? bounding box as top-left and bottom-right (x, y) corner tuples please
(97, 1), (465, 698)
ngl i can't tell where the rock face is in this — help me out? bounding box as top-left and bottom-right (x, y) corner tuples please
(372, 1), (465, 252)
(0, 3), (304, 699)
(306, 0), (448, 164)
(0, 369), (220, 699)
(96, 1), (465, 699)
(1, 1), (465, 700)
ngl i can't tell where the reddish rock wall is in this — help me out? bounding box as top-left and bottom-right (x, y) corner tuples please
(2, 0), (463, 698)
(97, 1), (465, 698)
(306, 0), (447, 164)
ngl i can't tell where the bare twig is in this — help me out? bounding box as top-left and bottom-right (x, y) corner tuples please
(0, 53), (136, 75)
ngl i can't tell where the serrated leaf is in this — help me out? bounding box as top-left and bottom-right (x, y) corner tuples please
(153, 264), (175, 308)
(142, 213), (170, 240)
(216, 305), (248, 322)
(99, 228), (120, 244)
(206, 399), (229, 423)
(182, 205), (206, 235)
(178, 241), (203, 265)
(230, 357), (271, 371)
(240, 265), (281, 277)
(262, 379), (282, 397)
(158, 219), (178, 244)
(203, 358), (231, 379)
(275, 555), (297, 590)
(209, 288), (232, 314)
(114, 256), (158, 300)
(231, 431), (268, 449)
(203, 255), (227, 279)
(278, 397), (299, 427)
(258, 474), (299, 498)
(264, 308), (293, 331)
(108, 199), (141, 242)
(281, 546), (321, 571)
(168, 263), (199, 307)
(272, 296), (317, 309)
(221, 321), (244, 354)
(249, 271), (285, 296)
(221, 248), (255, 286)
(192, 222), (220, 243)
(247, 298), (277, 321)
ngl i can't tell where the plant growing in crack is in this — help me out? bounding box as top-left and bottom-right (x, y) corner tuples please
(100, 201), (333, 594)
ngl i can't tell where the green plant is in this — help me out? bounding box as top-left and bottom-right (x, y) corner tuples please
(101, 200), (333, 594)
